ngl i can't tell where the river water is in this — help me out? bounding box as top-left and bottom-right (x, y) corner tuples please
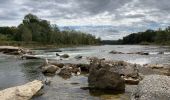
(0, 45), (170, 100)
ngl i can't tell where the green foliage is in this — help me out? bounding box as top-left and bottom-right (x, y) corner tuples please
(0, 13), (100, 45)
(121, 27), (170, 45)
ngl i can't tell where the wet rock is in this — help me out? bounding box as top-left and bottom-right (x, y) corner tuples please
(136, 52), (149, 55)
(51, 63), (64, 68)
(88, 58), (125, 91)
(42, 65), (59, 75)
(88, 58), (142, 85)
(56, 53), (60, 56)
(0, 80), (43, 100)
(60, 54), (69, 58)
(158, 51), (164, 54)
(44, 78), (52, 86)
(75, 55), (83, 59)
(55, 50), (62, 52)
(131, 75), (170, 100)
(77, 64), (90, 73)
(21, 54), (41, 59)
(58, 67), (72, 78)
(109, 50), (124, 54)
(67, 64), (81, 75)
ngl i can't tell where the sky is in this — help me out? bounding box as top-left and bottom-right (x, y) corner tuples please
(0, 0), (170, 40)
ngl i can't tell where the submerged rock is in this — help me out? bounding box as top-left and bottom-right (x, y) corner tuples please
(60, 54), (69, 58)
(21, 54), (41, 59)
(56, 53), (60, 56)
(131, 75), (170, 100)
(75, 55), (83, 59)
(0, 80), (43, 100)
(109, 50), (124, 54)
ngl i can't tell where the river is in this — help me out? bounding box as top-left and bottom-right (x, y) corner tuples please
(0, 45), (170, 100)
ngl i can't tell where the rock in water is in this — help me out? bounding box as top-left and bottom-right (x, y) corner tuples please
(0, 80), (43, 100)
(75, 55), (82, 59)
(88, 57), (142, 85)
(131, 75), (170, 100)
(60, 54), (69, 58)
(58, 67), (72, 79)
(42, 65), (59, 75)
(88, 58), (125, 91)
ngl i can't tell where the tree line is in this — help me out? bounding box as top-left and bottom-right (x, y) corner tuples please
(0, 14), (100, 45)
(119, 27), (170, 45)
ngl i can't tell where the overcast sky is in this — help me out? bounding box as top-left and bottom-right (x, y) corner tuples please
(0, 0), (170, 40)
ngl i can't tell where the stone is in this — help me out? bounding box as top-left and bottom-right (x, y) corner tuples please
(0, 80), (43, 100)
(42, 65), (59, 75)
(131, 75), (170, 100)
(21, 54), (41, 59)
(58, 67), (72, 78)
(88, 58), (125, 91)
(75, 55), (83, 59)
(88, 57), (142, 85)
(60, 54), (69, 58)
(109, 50), (124, 54)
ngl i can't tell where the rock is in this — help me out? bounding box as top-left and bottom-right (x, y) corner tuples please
(89, 57), (142, 85)
(136, 52), (149, 55)
(58, 67), (72, 78)
(21, 54), (41, 59)
(56, 53), (60, 56)
(60, 54), (69, 58)
(0, 80), (43, 100)
(0, 46), (32, 55)
(55, 50), (62, 52)
(77, 64), (90, 73)
(75, 55), (83, 59)
(88, 58), (125, 91)
(123, 77), (140, 85)
(42, 65), (59, 75)
(109, 50), (124, 54)
(51, 63), (64, 68)
(158, 51), (164, 54)
(131, 75), (170, 100)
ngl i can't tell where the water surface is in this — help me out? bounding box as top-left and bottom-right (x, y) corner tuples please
(0, 45), (170, 100)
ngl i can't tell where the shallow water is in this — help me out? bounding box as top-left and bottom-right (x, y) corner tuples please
(0, 45), (170, 100)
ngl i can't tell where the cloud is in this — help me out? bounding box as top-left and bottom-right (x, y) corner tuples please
(0, 0), (170, 39)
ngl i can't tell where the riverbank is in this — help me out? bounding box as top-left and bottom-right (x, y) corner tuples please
(0, 41), (101, 50)
(0, 45), (170, 100)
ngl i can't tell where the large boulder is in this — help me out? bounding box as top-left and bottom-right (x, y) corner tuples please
(131, 75), (170, 100)
(0, 80), (43, 100)
(88, 58), (125, 91)
(88, 58), (142, 85)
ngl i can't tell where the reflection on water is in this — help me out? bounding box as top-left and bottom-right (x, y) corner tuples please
(20, 60), (43, 81)
(0, 45), (170, 100)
